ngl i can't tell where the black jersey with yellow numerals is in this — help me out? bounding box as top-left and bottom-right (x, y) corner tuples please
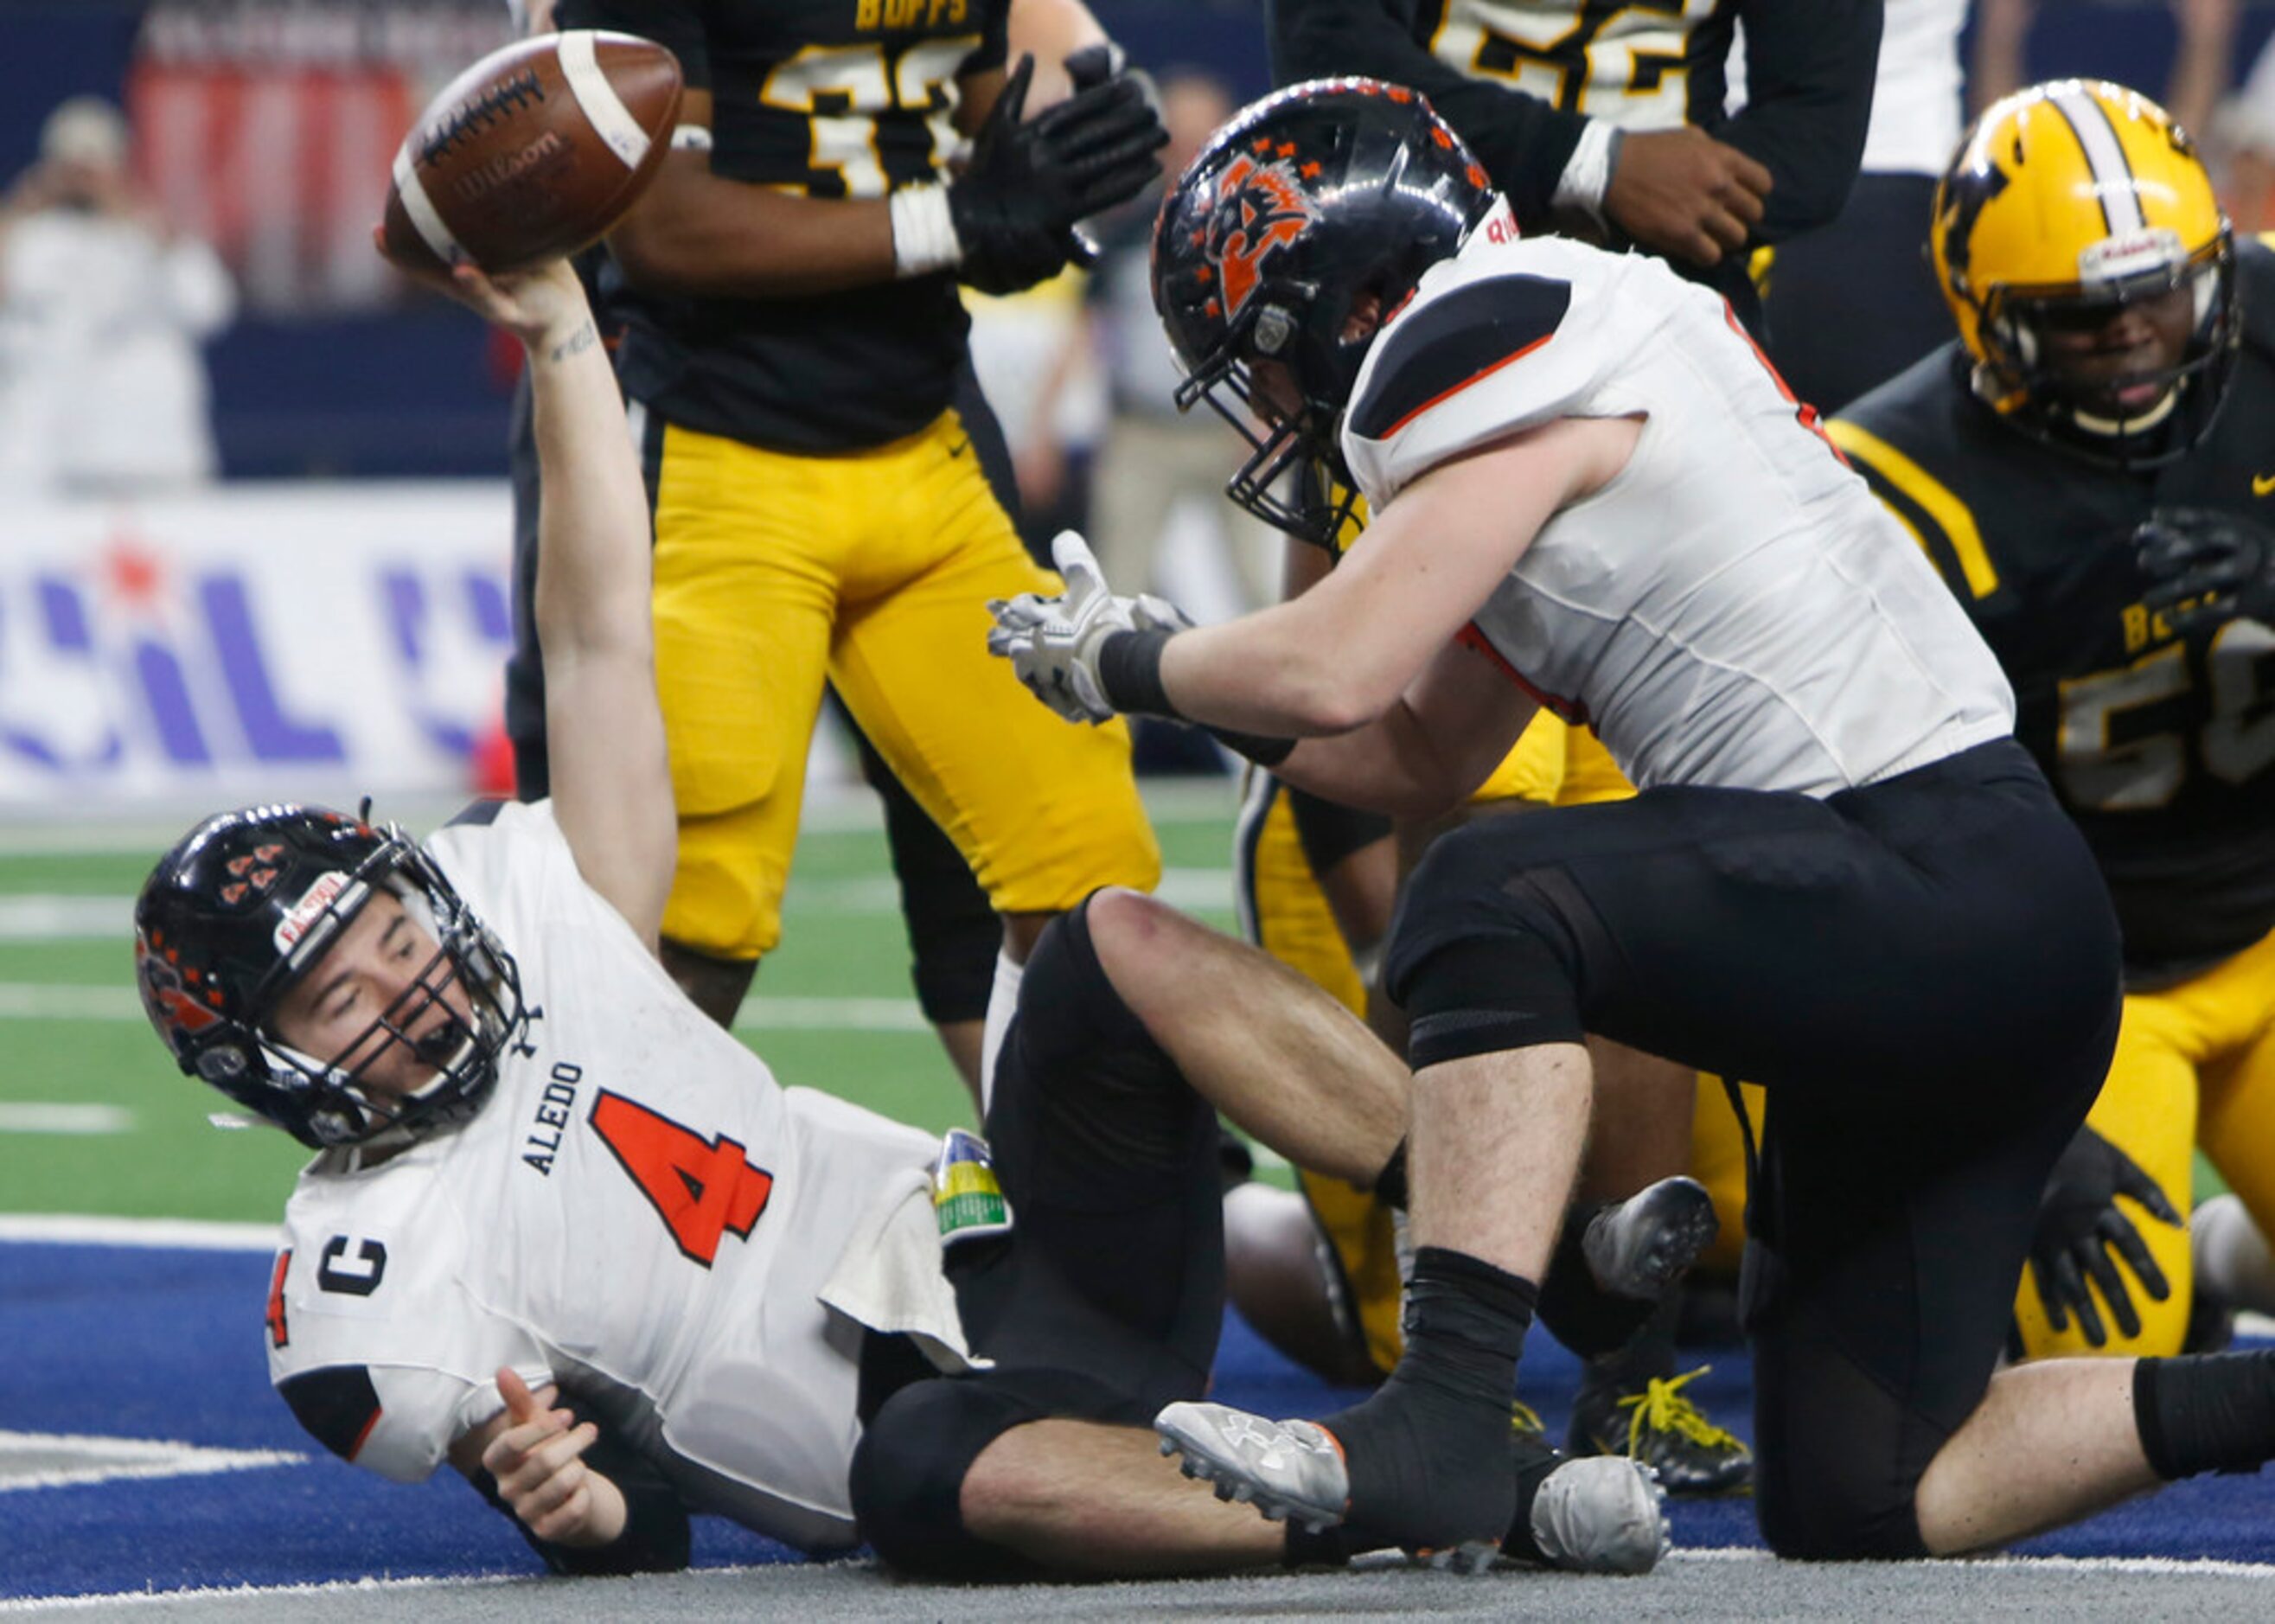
(1831, 240), (2275, 981)
(556, 0), (1007, 452)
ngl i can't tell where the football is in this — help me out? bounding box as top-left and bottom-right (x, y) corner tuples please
(380, 30), (682, 278)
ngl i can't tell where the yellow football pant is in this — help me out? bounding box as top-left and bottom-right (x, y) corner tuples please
(2011, 924), (2275, 1357)
(649, 409), (1159, 958)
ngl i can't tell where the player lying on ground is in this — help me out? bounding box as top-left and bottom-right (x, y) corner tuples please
(131, 254), (1674, 1581)
(991, 79), (2275, 1562)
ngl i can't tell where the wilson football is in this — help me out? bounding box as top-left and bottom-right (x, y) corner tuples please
(380, 30), (682, 277)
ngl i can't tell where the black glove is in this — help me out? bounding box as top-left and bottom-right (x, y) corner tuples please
(2134, 507), (2275, 636)
(2026, 1123), (2182, 1347)
(948, 51), (1167, 296)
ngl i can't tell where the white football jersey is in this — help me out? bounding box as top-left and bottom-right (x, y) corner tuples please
(1340, 211), (2015, 797)
(265, 802), (955, 1552)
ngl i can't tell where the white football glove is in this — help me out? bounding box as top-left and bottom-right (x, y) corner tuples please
(988, 531), (1187, 723)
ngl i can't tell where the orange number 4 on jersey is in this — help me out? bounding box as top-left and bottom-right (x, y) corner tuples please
(591, 1090), (776, 1267)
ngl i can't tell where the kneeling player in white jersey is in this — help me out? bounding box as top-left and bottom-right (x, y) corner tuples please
(131, 256), (1670, 1582)
(992, 80), (2275, 1563)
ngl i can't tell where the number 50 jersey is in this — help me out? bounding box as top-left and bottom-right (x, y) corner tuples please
(264, 802), (956, 1552)
(1831, 240), (2275, 984)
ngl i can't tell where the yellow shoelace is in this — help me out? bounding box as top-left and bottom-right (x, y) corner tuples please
(1511, 1399), (1546, 1437)
(1616, 1366), (1745, 1455)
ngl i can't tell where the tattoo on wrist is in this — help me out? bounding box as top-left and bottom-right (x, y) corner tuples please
(546, 321), (598, 364)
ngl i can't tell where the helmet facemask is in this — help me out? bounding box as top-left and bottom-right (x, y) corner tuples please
(1171, 279), (1372, 547)
(1973, 231), (2238, 470)
(1933, 80), (2240, 473)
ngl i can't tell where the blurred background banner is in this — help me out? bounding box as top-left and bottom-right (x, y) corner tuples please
(127, 1), (513, 316)
(0, 484), (510, 808)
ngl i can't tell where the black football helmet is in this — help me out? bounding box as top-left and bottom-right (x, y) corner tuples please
(134, 804), (526, 1148)
(1152, 77), (1496, 547)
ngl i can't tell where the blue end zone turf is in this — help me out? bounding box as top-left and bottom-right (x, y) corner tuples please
(3, 1239), (2271, 1600)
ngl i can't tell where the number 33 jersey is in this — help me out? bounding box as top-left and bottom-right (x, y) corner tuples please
(264, 802), (955, 1552)
(1831, 239), (2275, 982)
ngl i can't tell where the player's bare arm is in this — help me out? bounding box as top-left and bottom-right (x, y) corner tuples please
(606, 55), (1158, 301)
(1155, 420), (1633, 739)
(448, 1367), (629, 1549)
(420, 259), (674, 945)
(601, 88), (898, 296)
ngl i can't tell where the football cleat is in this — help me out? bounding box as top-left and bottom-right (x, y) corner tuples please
(1156, 1403), (1349, 1533)
(1526, 1456), (1671, 1576)
(1569, 1365), (1754, 1497)
(1582, 1176), (1718, 1301)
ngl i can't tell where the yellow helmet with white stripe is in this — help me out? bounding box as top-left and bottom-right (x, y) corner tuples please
(1929, 79), (2237, 468)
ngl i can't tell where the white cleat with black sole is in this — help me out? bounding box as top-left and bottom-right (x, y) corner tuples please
(1156, 1402), (1349, 1533)
(1158, 1402), (1673, 1577)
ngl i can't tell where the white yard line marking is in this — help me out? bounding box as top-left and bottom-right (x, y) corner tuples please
(0, 1104), (131, 1135)
(0, 1432), (303, 1493)
(0, 1214), (282, 1250)
(0, 897), (131, 940)
(9, 1548), (2275, 1612)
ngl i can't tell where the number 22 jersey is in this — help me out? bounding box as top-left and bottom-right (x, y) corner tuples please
(263, 802), (960, 1552)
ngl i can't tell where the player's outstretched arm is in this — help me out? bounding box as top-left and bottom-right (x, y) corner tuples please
(410, 256), (674, 943)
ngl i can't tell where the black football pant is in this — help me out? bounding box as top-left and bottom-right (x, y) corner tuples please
(1384, 738), (2123, 1557)
(849, 895), (1225, 1578)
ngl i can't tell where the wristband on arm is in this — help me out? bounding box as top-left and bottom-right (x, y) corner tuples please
(1097, 630), (1294, 766)
(889, 182), (962, 278)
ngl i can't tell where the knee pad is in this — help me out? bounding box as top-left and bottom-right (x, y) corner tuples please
(851, 1368), (1140, 1579)
(1394, 931), (1587, 1071)
(850, 1378), (1038, 1581)
(1384, 831), (1588, 1070)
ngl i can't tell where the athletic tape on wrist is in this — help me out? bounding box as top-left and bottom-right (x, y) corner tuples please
(1552, 120), (1622, 221)
(890, 183), (962, 279)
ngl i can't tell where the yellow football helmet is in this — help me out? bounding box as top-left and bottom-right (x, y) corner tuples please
(1930, 79), (2237, 468)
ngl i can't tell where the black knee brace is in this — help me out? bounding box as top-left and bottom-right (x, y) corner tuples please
(1384, 833), (1590, 1071)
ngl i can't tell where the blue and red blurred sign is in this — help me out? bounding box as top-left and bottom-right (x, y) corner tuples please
(0, 483), (512, 807)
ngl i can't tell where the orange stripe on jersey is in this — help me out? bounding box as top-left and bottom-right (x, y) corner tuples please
(1721, 304), (1848, 466)
(1456, 623), (1589, 724)
(1383, 332), (1555, 440)
(265, 1250), (291, 1350)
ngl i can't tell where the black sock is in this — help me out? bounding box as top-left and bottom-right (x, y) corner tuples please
(1499, 1435), (1571, 1564)
(1583, 1291), (1680, 1391)
(2134, 1350), (2275, 1479)
(1329, 1247), (1537, 1550)
(1281, 1520), (1353, 1568)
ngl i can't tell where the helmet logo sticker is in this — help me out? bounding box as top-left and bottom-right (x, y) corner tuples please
(273, 871), (355, 957)
(137, 935), (223, 1042)
(2079, 226), (2183, 285)
(1206, 150), (1316, 322)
